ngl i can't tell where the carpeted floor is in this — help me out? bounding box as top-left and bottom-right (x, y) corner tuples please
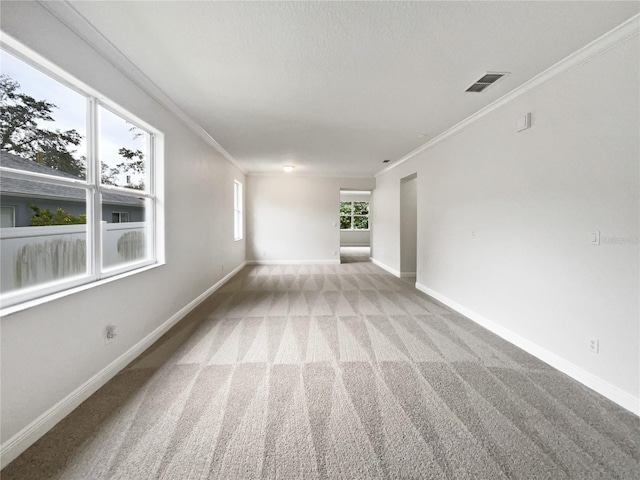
(340, 246), (370, 264)
(3, 261), (639, 479)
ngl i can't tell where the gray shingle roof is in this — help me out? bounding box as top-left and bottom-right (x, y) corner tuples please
(0, 151), (144, 206)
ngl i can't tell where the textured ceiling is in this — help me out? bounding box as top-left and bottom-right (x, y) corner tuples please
(68, 1), (639, 177)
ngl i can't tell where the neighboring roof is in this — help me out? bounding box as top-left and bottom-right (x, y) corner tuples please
(0, 151), (144, 207)
(0, 150), (81, 179)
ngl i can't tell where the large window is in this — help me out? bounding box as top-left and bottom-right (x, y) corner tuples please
(234, 180), (243, 241)
(0, 39), (162, 309)
(340, 201), (369, 230)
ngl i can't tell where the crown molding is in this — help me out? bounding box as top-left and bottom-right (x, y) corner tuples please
(376, 13), (640, 177)
(246, 171), (374, 180)
(37, 0), (246, 175)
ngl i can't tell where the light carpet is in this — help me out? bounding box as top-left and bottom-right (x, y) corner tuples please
(2, 260), (639, 479)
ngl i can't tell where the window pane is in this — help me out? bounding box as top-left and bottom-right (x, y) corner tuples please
(0, 50), (87, 179)
(0, 183), (88, 295)
(99, 106), (149, 191)
(1, 206), (15, 227)
(353, 216), (369, 229)
(340, 216), (352, 230)
(353, 201), (369, 215)
(102, 193), (149, 269)
(234, 181), (243, 240)
(340, 202), (352, 215)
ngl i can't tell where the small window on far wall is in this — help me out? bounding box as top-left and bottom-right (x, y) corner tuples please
(111, 212), (130, 223)
(234, 180), (243, 241)
(340, 201), (369, 230)
(1, 206), (15, 227)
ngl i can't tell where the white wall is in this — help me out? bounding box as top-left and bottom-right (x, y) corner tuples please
(247, 176), (374, 262)
(340, 230), (370, 246)
(373, 34), (639, 411)
(400, 175), (417, 275)
(340, 191), (371, 246)
(0, 1), (246, 461)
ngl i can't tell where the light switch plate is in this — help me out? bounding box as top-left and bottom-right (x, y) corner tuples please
(516, 112), (531, 132)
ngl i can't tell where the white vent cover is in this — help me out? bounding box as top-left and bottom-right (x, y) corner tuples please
(466, 72), (509, 93)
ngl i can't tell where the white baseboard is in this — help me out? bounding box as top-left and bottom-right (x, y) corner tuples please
(371, 257), (401, 277)
(0, 261), (247, 469)
(415, 283), (640, 416)
(246, 259), (340, 265)
(400, 271), (417, 278)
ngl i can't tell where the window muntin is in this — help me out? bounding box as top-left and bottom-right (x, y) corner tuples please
(0, 39), (161, 309)
(234, 180), (243, 241)
(340, 201), (370, 230)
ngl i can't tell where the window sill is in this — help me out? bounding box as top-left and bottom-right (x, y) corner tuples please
(0, 262), (165, 318)
(340, 229), (371, 232)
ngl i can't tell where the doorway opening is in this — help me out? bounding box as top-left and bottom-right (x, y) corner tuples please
(339, 189), (371, 264)
(400, 173), (417, 282)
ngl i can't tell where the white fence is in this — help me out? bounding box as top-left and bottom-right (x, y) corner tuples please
(0, 222), (146, 294)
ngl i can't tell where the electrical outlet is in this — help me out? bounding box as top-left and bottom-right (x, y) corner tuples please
(333, 250), (337, 255)
(471, 231), (476, 238)
(105, 325), (117, 345)
(589, 339), (599, 354)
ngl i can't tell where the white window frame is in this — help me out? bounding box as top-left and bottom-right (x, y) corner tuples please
(0, 35), (164, 311)
(340, 201), (370, 231)
(234, 180), (243, 241)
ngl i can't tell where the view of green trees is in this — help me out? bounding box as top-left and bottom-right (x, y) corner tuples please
(0, 74), (145, 189)
(0, 75), (85, 177)
(29, 205), (86, 226)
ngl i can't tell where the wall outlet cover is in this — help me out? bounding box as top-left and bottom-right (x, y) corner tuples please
(516, 112), (531, 132)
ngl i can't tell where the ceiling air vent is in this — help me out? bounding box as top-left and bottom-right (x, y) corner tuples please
(465, 72), (509, 93)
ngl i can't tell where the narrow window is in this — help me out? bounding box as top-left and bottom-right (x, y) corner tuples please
(1, 206), (16, 227)
(111, 212), (130, 223)
(234, 180), (243, 241)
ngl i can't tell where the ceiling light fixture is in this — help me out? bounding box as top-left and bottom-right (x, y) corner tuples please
(283, 165), (294, 173)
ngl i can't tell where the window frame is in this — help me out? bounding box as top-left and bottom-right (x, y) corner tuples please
(1, 206), (16, 228)
(339, 200), (370, 231)
(234, 180), (243, 241)
(0, 35), (164, 311)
